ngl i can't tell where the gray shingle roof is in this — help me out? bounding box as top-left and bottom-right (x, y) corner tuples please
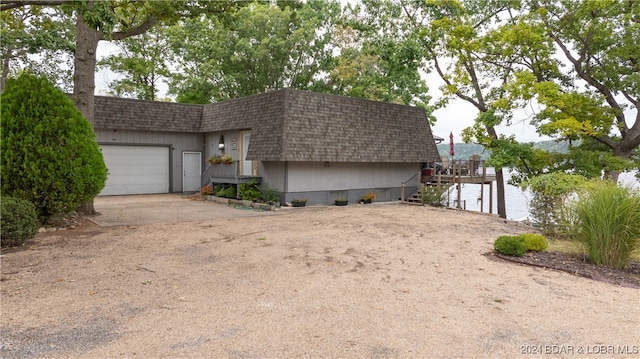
(94, 96), (203, 132)
(203, 89), (439, 163)
(93, 89), (439, 163)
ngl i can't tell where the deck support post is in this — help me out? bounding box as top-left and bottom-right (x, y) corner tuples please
(480, 167), (486, 212)
(489, 180), (494, 214)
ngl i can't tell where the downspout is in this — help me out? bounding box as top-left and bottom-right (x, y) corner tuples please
(284, 161), (289, 200)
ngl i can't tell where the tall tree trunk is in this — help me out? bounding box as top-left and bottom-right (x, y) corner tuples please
(1, 45), (11, 93)
(72, 13), (101, 126)
(72, 10), (102, 215)
(487, 126), (507, 219)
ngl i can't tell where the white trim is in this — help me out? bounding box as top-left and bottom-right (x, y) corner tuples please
(182, 151), (202, 192)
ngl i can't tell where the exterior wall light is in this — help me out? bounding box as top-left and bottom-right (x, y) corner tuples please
(218, 135), (225, 152)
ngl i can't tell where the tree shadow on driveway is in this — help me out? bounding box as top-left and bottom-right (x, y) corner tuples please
(91, 194), (274, 227)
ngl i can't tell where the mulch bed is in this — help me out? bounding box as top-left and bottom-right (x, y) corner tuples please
(486, 251), (640, 289)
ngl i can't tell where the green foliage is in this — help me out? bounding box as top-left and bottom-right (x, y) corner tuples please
(259, 183), (281, 202)
(522, 173), (586, 237)
(0, 6), (75, 91)
(239, 180), (261, 201)
(522, 0), (639, 179)
(521, 233), (548, 252)
(97, 27), (170, 100)
(420, 185), (448, 207)
(166, 0), (340, 103)
(323, 1), (433, 117)
(1, 196), (40, 246)
(570, 181), (640, 269)
(0, 73), (107, 219)
(215, 185), (236, 199)
(494, 235), (528, 257)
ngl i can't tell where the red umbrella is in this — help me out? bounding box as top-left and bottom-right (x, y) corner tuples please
(449, 132), (455, 157)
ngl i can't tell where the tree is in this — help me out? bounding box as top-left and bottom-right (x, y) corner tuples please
(324, 2), (432, 112)
(376, 0), (527, 218)
(0, 5), (75, 92)
(521, 0), (640, 181)
(164, 0), (340, 103)
(97, 27), (171, 100)
(0, 73), (107, 220)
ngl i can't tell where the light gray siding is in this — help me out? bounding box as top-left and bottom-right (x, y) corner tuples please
(278, 162), (419, 205)
(204, 131), (242, 163)
(285, 162), (419, 192)
(260, 161), (286, 192)
(95, 129), (204, 193)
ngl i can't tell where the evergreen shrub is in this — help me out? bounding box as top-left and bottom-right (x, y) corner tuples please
(521, 233), (548, 251)
(494, 235), (528, 257)
(1, 196), (40, 246)
(0, 73), (107, 220)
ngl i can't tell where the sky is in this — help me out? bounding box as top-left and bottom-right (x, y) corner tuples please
(425, 74), (547, 143)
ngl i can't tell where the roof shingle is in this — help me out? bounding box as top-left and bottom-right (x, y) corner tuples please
(93, 89), (439, 163)
(94, 96), (203, 132)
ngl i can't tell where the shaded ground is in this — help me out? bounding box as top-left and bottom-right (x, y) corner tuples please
(2, 200), (638, 358)
(89, 194), (271, 226)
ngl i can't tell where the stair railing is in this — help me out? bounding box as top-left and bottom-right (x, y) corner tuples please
(401, 170), (421, 202)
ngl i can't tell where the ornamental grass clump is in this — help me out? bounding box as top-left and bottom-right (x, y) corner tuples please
(420, 185), (448, 207)
(494, 235), (528, 257)
(521, 233), (548, 251)
(571, 181), (640, 269)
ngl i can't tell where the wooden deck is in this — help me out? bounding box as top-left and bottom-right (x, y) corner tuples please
(407, 160), (498, 213)
(422, 172), (497, 185)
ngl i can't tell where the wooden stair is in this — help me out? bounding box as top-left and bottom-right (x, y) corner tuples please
(405, 190), (422, 204)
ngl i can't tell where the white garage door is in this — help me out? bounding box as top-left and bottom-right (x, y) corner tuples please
(100, 145), (170, 195)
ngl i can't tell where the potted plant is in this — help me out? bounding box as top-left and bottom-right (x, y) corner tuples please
(291, 198), (307, 207)
(207, 154), (222, 165)
(334, 197), (348, 206)
(220, 154), (234, 164)
(360, 192), (375, 204)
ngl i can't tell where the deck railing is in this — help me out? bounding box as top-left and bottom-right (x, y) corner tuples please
(211, 161), (239, 178)
(402, 158), (496, 211)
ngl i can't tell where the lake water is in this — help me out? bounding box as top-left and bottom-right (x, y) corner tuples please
(445, 169), (640, 220)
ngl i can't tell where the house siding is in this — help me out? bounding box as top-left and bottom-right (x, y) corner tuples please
(260, 161), (286, 193)
(276, 161), (419, 205)
(95, 129), (204, 193)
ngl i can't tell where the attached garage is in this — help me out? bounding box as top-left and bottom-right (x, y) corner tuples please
(99, 145), (170, 196)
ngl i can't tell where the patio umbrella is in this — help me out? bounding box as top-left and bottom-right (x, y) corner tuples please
(449, 132), (455, 157)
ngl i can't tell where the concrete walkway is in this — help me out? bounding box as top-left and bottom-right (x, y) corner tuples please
(91, 194), (274, 226)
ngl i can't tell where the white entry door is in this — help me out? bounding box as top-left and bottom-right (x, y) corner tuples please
(183, 152), (202, 192)
(241, 131), (252, 176)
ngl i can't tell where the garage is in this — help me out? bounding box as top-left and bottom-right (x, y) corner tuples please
(99, 145), (170, 196)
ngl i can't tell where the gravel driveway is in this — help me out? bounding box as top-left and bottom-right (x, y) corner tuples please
(2, 201), (638, 358)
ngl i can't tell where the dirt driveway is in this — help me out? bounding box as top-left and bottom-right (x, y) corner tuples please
(90, 194), (273, 226)
(1, 199), (639, 358)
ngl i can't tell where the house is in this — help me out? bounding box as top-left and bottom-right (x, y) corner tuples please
(93, 88), (440, 204)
